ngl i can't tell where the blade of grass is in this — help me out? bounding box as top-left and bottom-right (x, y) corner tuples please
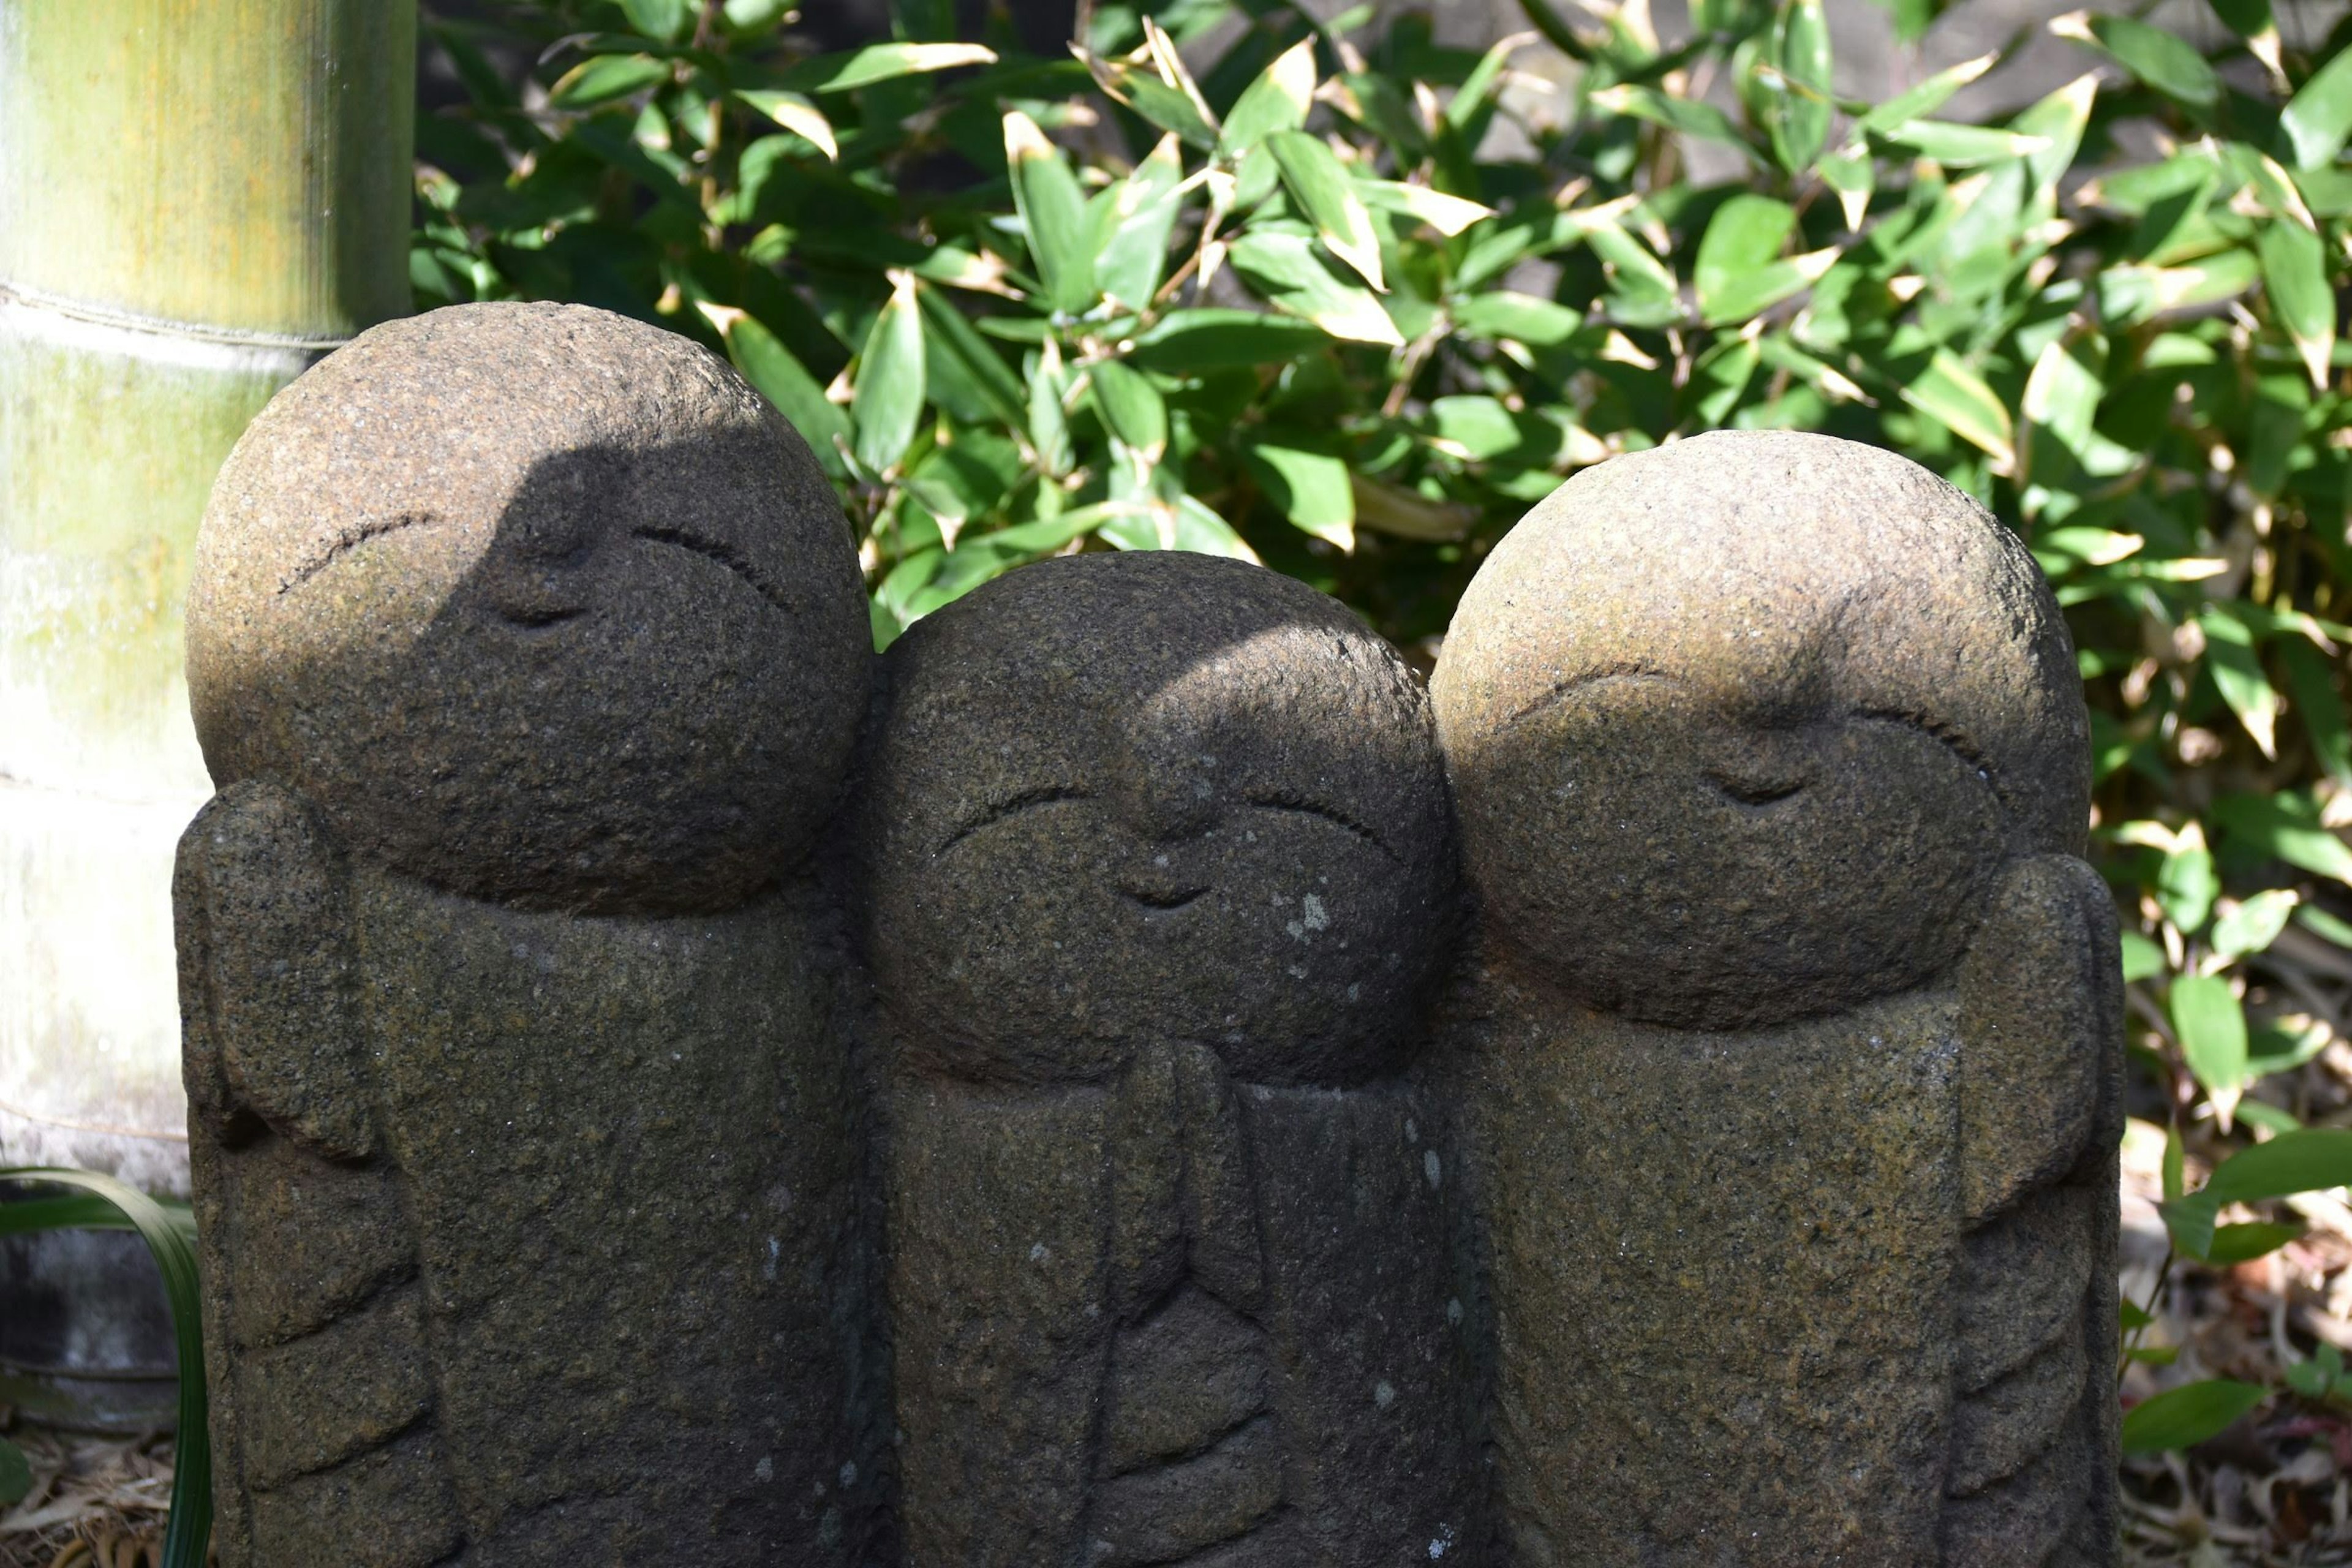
(1, 1169), (208, 1568)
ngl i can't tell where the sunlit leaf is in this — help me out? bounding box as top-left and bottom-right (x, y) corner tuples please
(2281, 43), (2352, 169)
(2256, 217), (2336, 390)
(1248, 443), (1355, 549)
(1220, 38), (1317, 156)
(1005, 111), (1095, 316)
(2172, 973), (2249, 1100)
(1358, 181), (1494, 236)
(1227, 230), (1403, 345)
(1090, 359), (1169, 461)
(853, 271), (927, 476)
(1899, 350), (2016, 469)
(2199, 609), (2282, 758)
(734, 91), (837, 159)
(778, 42), (997, 94)
(548, 53), (669, 108)
(1095, 135), (1186, 311)
(1769, 0), (1833, 173)
(1857, 53), (1997, 134)
(706, 306), (851, 478)
(622, 0), (689, 42)
(1268, 131), (1385, 290)
(2213, 889), (2300, 960)
(2214, 793), (2352, 888)
(1694, 195), (1836, 325)
(2052, 11), (2220, 107)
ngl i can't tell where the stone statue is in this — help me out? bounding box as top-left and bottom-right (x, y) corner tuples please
(856, 552), (1478, 1567)
(177, 303), (876, 1566)
(1431, 431), (2121, 1566)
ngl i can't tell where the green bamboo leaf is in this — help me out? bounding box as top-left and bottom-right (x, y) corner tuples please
(1447, 31), (1530, 130)
(1, 1169), (209, 1567)
(1097, 492), (1260, 559)
(1877, 120), (2052, 165)
(2214, 889), (2301, 961)
(914, 288), (1028, 431)
(2199, 609), (2283, 758)
(0, 1435), (29, 1509)
(1769, 0), (1833, 173)
(2120, 929), (2165, 982)
(2158, 827), (2220, 932)
(1819, 149), (1874, 230)
(1452, 291), (1585, 348)
(622, 0), (690, 42)
(2208, 1128), (2352, 1202)
(1357, 180), (1494, 236)
(547, 53), (670, 108)
(1082, 42), (1220, 149)
(1227, 230), (1403, 345)
(1220, 37), (1318, 157)
(2012, 74), (2100, 203)
(2214, 793), (2352, 888)
(2301, 906), (2352, 948)
(1126, 309), (1327, 371)
(2053, 11), (2220, 107)
(706, 306), (851, 479)
(733, 91), (837, 159)
(1589, 83), (1757, 157)
(2209, 1219), (2306, 1264)
(1694, 195), (1838, 325)
(2207, 0), (2274, 40)
(2280, 42), (2352, 169)
(853, 272), (927, 477)
(1267, 130), (1385, 290)
(1899, 350), (2016, 470)
(1090, 360), (1169, 461)
(2122, 1381), (2269, 1453)
(1095, 135), (1186, 311)
(1247, 442), (1355, 549)
(2257, 218), (2337, 391)
(2172, 973), (2248, 1099)
(777, 41), (997, 94)
(1027, 344), (1074, 477)
(2278, 638), (2352, 788)
(1005, 111), (1095, 316)
(1857, 53), (1997, 134)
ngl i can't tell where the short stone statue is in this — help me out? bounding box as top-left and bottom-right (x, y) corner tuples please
(178, 303), (876, 1565)
(856, 552), (1478, 1567)
(1432, 432), (2121, 1566)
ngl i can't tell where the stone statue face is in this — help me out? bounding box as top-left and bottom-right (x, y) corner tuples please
(1434, 431), (2090, 1030)
(859, 553), (1456, 1088)
(187, 303), (870, 914)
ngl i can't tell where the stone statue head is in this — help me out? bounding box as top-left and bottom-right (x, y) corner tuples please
(858, 552), (1457, 1088)
(186, 302), (870, 915)
(1433, 430), (2089, 1030)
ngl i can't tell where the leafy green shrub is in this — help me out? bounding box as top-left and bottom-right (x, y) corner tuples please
(413, 0), (2351, 1438)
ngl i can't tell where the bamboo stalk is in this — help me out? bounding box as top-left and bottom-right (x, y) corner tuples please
(0, 1), (416, 1203)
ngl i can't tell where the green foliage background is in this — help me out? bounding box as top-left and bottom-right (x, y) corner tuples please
(412, 0), (2352, 1373)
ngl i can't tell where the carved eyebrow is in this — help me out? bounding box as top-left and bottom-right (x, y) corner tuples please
(1242, 790), (1399, 863)
(937, 787), (1091, 856)
(1507, 663), (1683, 724)
(633, 524), (796, 615)
(1853, 707), (2008, 807)
(277, 512), (440, 594)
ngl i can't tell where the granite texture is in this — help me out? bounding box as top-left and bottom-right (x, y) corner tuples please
(177, 302), (877, 1566)
(1431, 431), (2120, 1566)
(857, 552), (1477, 1567)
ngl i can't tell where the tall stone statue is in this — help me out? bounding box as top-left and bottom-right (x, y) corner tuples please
(1432, 432), (2121, 1566)
(177, 303), (877, 1566)
(856, 552), (1478, 1567)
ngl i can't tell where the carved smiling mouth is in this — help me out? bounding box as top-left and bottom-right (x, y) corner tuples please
(1706, 767), (1806, 807)
(1121, 883), (1208, 911)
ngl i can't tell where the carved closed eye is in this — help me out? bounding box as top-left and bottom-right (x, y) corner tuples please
(632, 525), (796, 615)
(1242, 791), (1398, 863)
(1507, 663), (1680, 724)
(277, 511), (441, 594)
(936, 788), (1092, 856)
(1853, 708), (2007, 805)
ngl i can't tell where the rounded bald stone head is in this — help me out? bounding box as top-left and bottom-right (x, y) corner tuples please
(1433, 430), (2089, 1030)
(187, 301), (870, 915)
(858, 552), (1457, 1088)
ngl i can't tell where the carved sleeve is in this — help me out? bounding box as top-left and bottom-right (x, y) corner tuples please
(1945, 852), (2125, 1568)
(176, 778), (375, 1159)
(176, 781), (465, 1568)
